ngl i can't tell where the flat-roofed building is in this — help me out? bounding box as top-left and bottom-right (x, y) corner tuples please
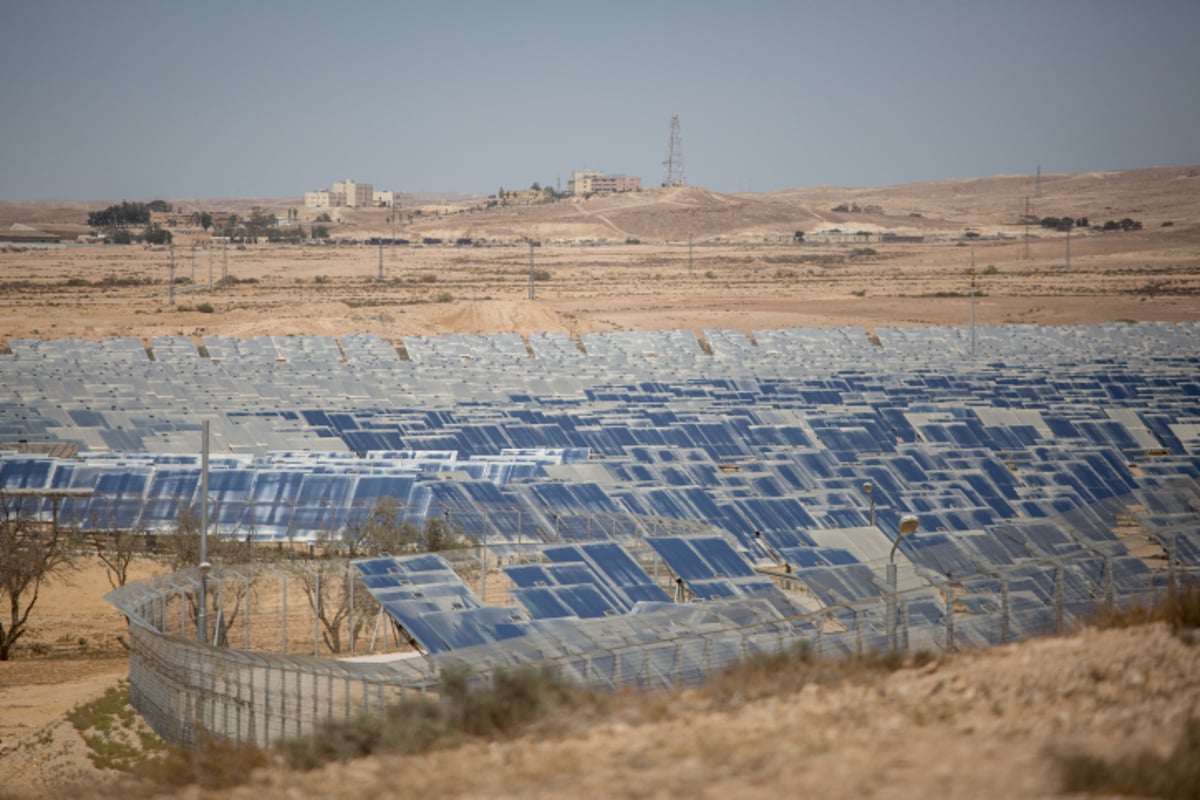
(304, 189), (345, 208)
(568, 169), (640, 195)
(333, 179), (373, 208)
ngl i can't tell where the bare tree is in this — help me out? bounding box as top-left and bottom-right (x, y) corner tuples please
(93, 519), (141, 591)
(165, 504), (262, 646)
(338, 496), (421, 557)
(0, 496), (79, 661)
(294, 559), (373, 654)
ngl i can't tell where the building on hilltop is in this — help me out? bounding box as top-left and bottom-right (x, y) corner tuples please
(305, 179), (399, 208)
(303, 189), (345, 208)
(332, 179), (374, 208)
(568, 170), (641, 195)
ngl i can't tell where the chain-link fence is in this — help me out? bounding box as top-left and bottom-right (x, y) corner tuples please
(106, 507), (1197, 750)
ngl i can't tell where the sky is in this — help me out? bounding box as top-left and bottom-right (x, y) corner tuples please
(2, 0), (1198, 200)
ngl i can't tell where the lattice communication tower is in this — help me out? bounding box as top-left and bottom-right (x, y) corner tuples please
(662, 114), (685, 187)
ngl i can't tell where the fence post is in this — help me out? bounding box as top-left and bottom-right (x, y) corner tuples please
(854, 609), (863, 657)
(263, 665), (272, 748)
(944, 585), (955, 652)
(1000, 577), (1011, 644)
(1103, 556), (1114, 607)
(900, 599), (909, 653)
(1054, 566), (1065, 635)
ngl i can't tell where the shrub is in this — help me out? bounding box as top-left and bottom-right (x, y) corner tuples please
(279, 665), (603, 771)
(142, 726), (269, 790)
(1087, 580), (1200, 634)
(195, 302), (214, 314)
(1052, 716), (1200, 798)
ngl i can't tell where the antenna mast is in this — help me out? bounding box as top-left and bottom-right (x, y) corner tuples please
(662, 114), (684, 187)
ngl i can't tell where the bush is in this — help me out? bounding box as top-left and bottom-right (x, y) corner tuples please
(1052, 716), (1200, 798)
(142, 726), (269, 790)
(279, 665), (603, 772)
(195, 302), (214, 314)
(1087, 580), (1200, 634)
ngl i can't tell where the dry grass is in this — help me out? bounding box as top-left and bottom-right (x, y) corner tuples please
(277, 664), (609, 772)
(137, 726), (269, 790)
(1052, 716), (1200, 799)
(1087, 580), (1200, 637)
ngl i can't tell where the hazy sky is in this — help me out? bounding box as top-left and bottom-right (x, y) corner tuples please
(2, 1), (1198, 200)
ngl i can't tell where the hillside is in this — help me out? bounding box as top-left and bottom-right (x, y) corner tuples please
(4, 166), (1198, 244)
(1, 555), (1197, 799)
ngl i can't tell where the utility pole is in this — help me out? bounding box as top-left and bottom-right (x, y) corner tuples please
(688, 233), (693, 277)
(1023, 196), (1031, 260)
(1065, 225), (1071, 270)
(969, 250), (976, 358)
(190, 242), (196, 289)
(378, 238), (384, 282)
(527, 240), (536, 300)
(208, 242), (213, 292)
(222, 238), (228, 283)
(168, 243), (176, 308)
(198, 419), (210, 644)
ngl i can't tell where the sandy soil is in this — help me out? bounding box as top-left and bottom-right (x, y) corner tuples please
(1, 167), (1199, 798)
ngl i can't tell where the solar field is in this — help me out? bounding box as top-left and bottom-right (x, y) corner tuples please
(7, 323), (1200, 672)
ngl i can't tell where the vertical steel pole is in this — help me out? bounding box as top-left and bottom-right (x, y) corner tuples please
(198, 420), (209, 643)
(886, 561), (897, 651)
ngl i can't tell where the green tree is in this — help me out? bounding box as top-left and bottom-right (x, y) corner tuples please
(143, 224), (172, 245)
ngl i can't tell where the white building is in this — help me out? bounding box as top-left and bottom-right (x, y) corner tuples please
(332, 179), (374, 208)
(303, 189), (345, 208)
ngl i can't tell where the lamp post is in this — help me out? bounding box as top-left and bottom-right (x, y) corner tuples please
(198, 419), (210, 644)
(198, 560), (212, 644)
(863, 482), (875, 527)
(887, 514), (920, 651)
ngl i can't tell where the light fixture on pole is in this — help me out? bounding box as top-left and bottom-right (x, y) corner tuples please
(887, 514), (920, 651)
(863, 482), (875, 527)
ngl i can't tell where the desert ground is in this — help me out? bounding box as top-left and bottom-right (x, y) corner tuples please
(1, 166), (1199, 798)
